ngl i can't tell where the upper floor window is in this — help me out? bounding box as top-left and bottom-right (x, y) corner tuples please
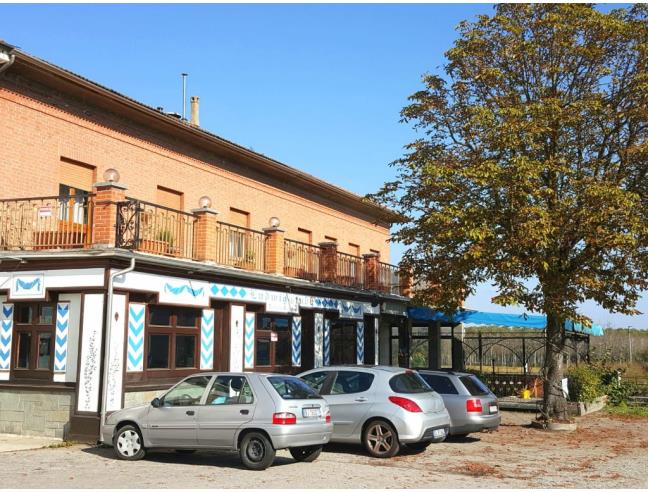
(156, 186), (184, 211)
(297, 228), (312, 244)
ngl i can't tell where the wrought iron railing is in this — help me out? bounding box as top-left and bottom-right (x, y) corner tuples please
(0, 195), (94, 250)
(284, 239), (321, 281)
(336, 251), (365, 288)
(214, 221), (266, 272)
(116, 199), (195, 259)
(377, 261), (401, 295)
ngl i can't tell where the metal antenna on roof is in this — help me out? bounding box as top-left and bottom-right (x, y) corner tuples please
(181, 73), (188, 120)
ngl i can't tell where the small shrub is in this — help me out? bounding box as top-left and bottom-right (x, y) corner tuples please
(567, 365), (604, 402)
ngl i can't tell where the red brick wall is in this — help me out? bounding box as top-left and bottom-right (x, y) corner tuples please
(0, 74), (391, 260)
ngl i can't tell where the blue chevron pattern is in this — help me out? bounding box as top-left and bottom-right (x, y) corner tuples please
(127, 304), (145, 372)
(15, 277), (41, 292)
(323, 319), (331, 366)
(0, 304), (13, 370)
(244, 313), (255, 369)
(200, 309), (215, 370)
(54, 303), (69, 372)
(356, 322), (365, 365)
(291, 317), (302, 367)
(164, 282), (204, 297)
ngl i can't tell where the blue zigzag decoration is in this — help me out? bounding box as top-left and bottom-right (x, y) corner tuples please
(54, 302), (69, 373)
(127, 304), (145, 372)
(200, 309), (215, 369)
(15, 278), (41, 292)
(164, 283), (204, 298)
(323, 319), (331, 366)
(244, 314), (255, 368)
(291, 317), (302, 367)
(356, 322), (365, 364)
(2, 305), (14, 317)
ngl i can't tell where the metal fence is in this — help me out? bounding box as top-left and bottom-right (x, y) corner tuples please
(0, 195), (94, 250)
(336, 251), (365, 288)
(377, 261), (400, 294)
(284, 239), (320, 281)
(214, 221), (266, 271)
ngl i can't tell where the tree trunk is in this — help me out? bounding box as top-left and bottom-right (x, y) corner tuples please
(542, 311), (568, 420)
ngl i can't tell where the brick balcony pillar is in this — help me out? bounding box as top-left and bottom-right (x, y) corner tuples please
(191, 207), (219, 262)
(92, 181), (127, 248)
(263, 226), (285, 274)
(318, 241), (338, 283)
(363, 253), (380, 290)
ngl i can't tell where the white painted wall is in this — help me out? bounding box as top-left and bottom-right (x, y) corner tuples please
(77, 294), (105, 413)
(229, 305), (244, 372)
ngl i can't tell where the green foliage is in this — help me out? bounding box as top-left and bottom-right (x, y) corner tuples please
(606, 402), (648, 417)
(567, 365), (606, 403)
(369, 4), (648, 417)
(156, 229), (174, 247)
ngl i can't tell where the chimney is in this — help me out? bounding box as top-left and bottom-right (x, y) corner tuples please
(190, 96), (200, 126)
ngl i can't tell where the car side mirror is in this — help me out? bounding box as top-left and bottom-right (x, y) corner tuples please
(151, 397), (161, 408)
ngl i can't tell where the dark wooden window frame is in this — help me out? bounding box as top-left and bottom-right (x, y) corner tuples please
(12, 302), (56, 380)
(254, 313), (292, 372)
(144, 305), (200, 379)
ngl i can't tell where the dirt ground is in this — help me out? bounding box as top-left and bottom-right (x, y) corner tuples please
(1, 410), (647, 488)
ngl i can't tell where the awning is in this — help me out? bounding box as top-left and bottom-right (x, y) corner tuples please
(407, 307), (604, 336)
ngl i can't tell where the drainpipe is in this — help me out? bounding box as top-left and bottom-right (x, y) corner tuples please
(100, 257), (135, 441)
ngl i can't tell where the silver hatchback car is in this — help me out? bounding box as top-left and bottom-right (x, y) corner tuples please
(102, 372), (333, 470)
(418, 370), (500, 437)
(299, 366), (450, 458)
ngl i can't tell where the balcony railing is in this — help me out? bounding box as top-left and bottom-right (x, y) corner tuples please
(214, 222), (266, 271)
(336, 252), (365, 289)
(0, 195), (94, 250)
(116, 199), (195, 259)
(377, 261), (401, 295)
(284, 239), (321, 281)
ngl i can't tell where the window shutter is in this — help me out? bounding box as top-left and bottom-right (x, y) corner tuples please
(59, 159), (95, 192)
(228, 208), (249, 228)
(156, 186), (183, 211)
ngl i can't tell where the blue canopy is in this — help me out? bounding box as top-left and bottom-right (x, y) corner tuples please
(407, 307), (604, 336)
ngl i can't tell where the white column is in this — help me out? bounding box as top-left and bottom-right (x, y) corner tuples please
(77, 294), (105, 413)
(229, 305), (244, 372)
(314, 313), (324, 368)
(106, 294), (126, 412)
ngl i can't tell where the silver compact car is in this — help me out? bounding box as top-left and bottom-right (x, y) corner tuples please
(418, 370), (500, 437)
(102, 372), (332, 470)
(299, 366), (450, 458)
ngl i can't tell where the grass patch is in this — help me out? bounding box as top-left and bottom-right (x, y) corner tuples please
(45, 440), (80, 448)
(606, 404), (648, 417)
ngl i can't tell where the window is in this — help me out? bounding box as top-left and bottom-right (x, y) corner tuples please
(348, 243), (360, 257)
(330, 371), (374, 395)
(297, 228), (312, 244)
(420, 374), (459, 395)
(58, 184), (90, 225)
(156, 186), (184, 211)
(206, 376), (254, 405)
(330, 321), (356, 365)
(268, 376), (322, 400)
(12, 303), (55, 378)
(255, 315), (292, 369)
(227, 208), (251, 260)
(301, 371), (331, 393)
(459, 375), (491, 396)
(162, 375), (211, 407)
(389, 372), (433, 394)
(146, 305), (199, 372)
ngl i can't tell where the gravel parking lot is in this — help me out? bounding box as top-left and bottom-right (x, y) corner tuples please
(1, 411), (647, 488)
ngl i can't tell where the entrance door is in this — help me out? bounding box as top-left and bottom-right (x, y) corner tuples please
(330, 321), (356, 365)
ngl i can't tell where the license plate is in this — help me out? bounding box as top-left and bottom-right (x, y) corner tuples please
(302, 408), (320, 418)
(432, 428), (445, 439)
(489, 405), (498, 413)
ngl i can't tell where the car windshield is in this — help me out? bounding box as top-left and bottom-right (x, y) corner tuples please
(268, 376), (323, 400)
(459, 375), (491, 396)
(389, 371), (433, 394)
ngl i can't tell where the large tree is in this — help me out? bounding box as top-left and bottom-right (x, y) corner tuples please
(372, 4), (648, 418)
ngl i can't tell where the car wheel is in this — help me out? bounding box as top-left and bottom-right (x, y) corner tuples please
(175, 449), (196, 454)
(239, 432), (276, 470)
(113, 424), (146, 461)
(363, 420), (400, 458)
(289, 445), (323, 462)
(406, 441), (430, 453)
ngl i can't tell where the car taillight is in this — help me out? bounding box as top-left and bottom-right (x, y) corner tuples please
(388, 396), (422, 413)
(466, 398), (483, 413)
(324, 408), (331, 423)
(272, 412), (297, 425)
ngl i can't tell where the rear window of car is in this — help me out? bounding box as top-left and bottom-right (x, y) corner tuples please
(268, 376), (323, 400)
(420, 374), (459, 395)
(459, 375), (491, 396)
(389, 371), (433, 394)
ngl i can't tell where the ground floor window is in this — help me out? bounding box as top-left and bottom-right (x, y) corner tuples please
(390, 324), (410, 368)
(331, 321), (356, 365)
(410, 325), (430, 368)
(12, 303), (55, 379)
(255, 314), (292, 369)
(146, 305), (200, 374)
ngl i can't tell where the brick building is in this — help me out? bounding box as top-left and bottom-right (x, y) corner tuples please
(0, 41), (413, 440)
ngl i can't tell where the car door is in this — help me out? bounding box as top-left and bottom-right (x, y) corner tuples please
(195, 375), (256, 448)
(324, 370), (374, 438)
(145, 375), (212, 447)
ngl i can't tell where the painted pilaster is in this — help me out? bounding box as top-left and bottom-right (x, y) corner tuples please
(244, 312), (255, 369)
(53, 303), (70, 375)
(126, 303), (146, 372)
(0, 301), (13, 380)
(57, 293), (82, 383)
(291, 316), (302, 367)
(229, 305), (244, 372)
(323, 319), (331, 366)
(374, 317), (380, 365)
(356, 321), (365, 365)
(76, 294), (105, 413)
(106, 294), (126, 412)
(200, 309), (215, 370)
(314, 313), (324, 368)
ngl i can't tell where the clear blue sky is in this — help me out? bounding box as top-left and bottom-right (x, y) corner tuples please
(2, 3), (645, 329)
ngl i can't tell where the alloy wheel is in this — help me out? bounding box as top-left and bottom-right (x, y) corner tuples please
(366, 423), (394, 456)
